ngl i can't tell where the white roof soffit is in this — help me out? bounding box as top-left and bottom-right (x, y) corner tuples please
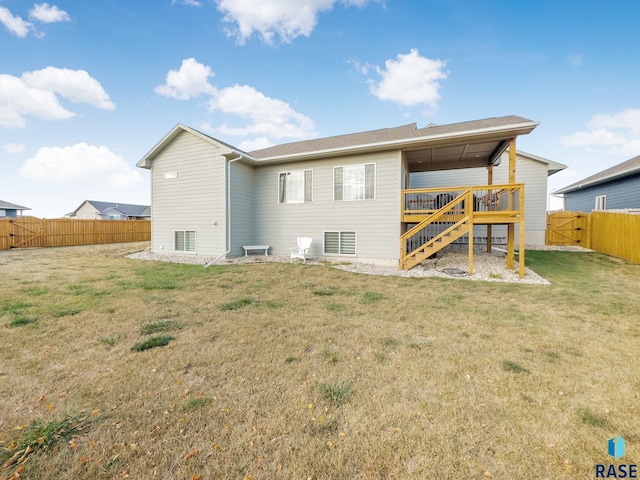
(254, 120), (539, 164)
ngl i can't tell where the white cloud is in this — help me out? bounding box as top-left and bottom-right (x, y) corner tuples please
(0, 73), (75, 128)
(238, 137), (272, 151)
(216, 0), (376, 45)
(156, 58), (316, 141)
(211, 85), (315, 139)
(348, 59), (373, 75)
(20, 143), (143, 189)
(561, 108), (640, 156)
(367, 49), (448, 109)
(0, 6), (33, 37)
(173, 0), (203, 6)
(22, 67), (115, 110)
(3, 143), (26, 154)
(0, 68), (114, 129)
(154, 58), (216, 99)
(29, 3), (71, 23)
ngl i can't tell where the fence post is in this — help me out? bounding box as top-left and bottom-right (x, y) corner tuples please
(584, 213), (592, 250)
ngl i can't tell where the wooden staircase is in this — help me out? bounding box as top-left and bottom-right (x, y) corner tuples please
(400, 188), (472, 270)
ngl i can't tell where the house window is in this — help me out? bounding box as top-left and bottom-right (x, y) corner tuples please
(279, 170), (313, 204)
(324, 231), (356, 255)
(174, 230), (196, 252)
(334, 163), (375, 201)
(595, 195), (606, 211)
(108, 214), (121, 220)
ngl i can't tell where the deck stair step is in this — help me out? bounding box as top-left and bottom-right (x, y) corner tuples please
(401, 220), (469, 270)
(400, 188), (472, 271)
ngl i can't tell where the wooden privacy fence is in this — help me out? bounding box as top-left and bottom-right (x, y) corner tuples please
(590, 211), (640, 264)
(546, 211), (640, 264)
(0, 217), (150, 250)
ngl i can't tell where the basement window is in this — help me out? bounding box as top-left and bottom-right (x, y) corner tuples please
(324, 231), (356, 255)
(174, 230), (196, 253)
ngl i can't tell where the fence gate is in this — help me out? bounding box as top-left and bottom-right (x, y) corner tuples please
(9, 218), (45, 248)
(545, 211), (590, 247)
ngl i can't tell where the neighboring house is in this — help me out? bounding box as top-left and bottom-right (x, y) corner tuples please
(137, 115), (539, 272)
(411, 151), (566, 245)
(555, 155), (640, 212)
(66, 200), (151, 220)
(0, 200), (30, 218)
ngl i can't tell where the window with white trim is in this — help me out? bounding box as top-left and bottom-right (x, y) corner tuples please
(278, 170), (313, 204)
(334, 163), (375, 201)
(324, 231), (356, 255)
(595, 195), (606, 210)
(174, 230), (196, 252)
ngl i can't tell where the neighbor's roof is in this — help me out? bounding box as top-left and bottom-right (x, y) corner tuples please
(249, 115), (537, 160)
(71, 200), (150, 217)
(0, 200), (30, 210)
(555, 154), (640, 194)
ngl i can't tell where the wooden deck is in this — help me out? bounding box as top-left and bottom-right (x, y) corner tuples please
(400, 184), (526, 276)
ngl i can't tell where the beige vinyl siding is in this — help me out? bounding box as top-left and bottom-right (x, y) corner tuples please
(230, 161), (255, 256)
(74, 202), (100, 219)
(150, 131), (227, 256)
(506, 154), (549, 245)
(410, 152), (550, 245)
(253, 150), (402, 264)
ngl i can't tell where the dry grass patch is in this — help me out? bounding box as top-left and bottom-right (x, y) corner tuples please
(0, 244), (639, 479)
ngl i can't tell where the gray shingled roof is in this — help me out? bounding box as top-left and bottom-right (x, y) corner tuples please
(555, 154), (640, 194)
(0, 200), (30, 210)
(81, 200), (150, 217)
(249, 115), (535, 159)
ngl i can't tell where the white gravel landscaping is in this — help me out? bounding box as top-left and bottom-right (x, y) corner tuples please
(123, 243), (594, 285)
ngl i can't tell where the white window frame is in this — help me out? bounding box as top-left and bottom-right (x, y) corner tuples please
(174, 230), (196, 253)
(333, 163), (376, 201)
(323, 231), (357, 256)
(595, 195), (606, 211)
(278, 169), (313, 204)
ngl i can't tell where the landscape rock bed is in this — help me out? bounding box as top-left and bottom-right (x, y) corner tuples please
(127, 247), (555, 285)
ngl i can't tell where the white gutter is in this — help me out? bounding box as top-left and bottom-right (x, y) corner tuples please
(204, 153), (244, 268)
(254, 121), (540, 164)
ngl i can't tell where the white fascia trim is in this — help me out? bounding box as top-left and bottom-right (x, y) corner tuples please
(513, 150), (568, 174)
(137, 123), (257, 168)
(255, 121), (540, 164)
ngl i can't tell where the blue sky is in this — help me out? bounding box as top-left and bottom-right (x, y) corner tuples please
(1, 0), (639, 217)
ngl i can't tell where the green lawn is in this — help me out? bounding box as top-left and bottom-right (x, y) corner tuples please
(0, 243), (638, 479)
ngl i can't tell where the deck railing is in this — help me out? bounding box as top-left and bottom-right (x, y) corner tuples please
(400, 184), (525, 271)
(400, 188), (473, 270)
(402, 184), (523, 222)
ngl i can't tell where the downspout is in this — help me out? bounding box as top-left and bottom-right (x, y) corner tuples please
(205, 153), (244, 268)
